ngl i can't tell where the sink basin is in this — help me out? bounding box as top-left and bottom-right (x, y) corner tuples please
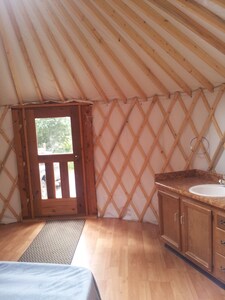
(189, 184), (225, 197)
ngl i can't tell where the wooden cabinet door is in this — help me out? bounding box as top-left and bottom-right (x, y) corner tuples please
(181, 198), (212, 272)
(158, 191), (181, 251)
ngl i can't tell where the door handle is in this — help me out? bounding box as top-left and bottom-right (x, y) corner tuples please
(174, 212), (178, 222)
(180, 214), (184, 225)
(74, 154), (79, 161)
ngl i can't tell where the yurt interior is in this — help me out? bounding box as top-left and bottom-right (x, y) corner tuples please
(1, 0), (225, 299)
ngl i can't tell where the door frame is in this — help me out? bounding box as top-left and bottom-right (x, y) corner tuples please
(27, 105), (84, 217)
(12, 103), (97, 219)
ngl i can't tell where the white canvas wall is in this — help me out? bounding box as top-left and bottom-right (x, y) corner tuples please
(1, 86), (225, 224)
(93, 87), (225, 223)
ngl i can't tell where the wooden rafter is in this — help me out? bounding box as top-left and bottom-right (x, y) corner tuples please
(148, 0), (225, 56)
(64, 0), (147, 100)
(211, 0), (225, 9)
(95, 0), (192, 95)
(176, 0), (225, 34)
(0, 13), (23, 104)
(45, 0), (108, 102)
(54, 0), (126, 102)
(30, 1), (87, 100)
(3, 0), (44, 102)
(19, 0), (65, 101)
(132, 0), (225, 79)
(112, 0), (214, 92)
(83, 0), (169, 97)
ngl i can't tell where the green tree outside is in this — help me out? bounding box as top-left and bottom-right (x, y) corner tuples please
(35, 117), (73, 154)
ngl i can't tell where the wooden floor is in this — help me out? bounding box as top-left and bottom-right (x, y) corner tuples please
(0, 218), (225, 300)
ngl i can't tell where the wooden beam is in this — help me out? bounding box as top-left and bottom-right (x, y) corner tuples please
(54, 0), (126, 102)
(30, 1), (87, 100)
(112, 0), (214, 92)
(132, 0), (225, 78)
(176, 0), (225, 34)
(64, 0), (148, 100)
(44, 0), (108, 102)
(4, 0), (44, 102)
(148, 0), (225, 56)
(19, 1), (66, 101)
(0, 11), (23, 104)
(211, 0), (225, 9)
(95, 0), (192, 95)
(84, 0), (169, 97)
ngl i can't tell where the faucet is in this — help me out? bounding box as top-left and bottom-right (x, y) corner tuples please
(219, 175), (225, 185)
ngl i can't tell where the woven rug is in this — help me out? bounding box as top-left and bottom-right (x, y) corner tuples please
(19, 219), (85, 264)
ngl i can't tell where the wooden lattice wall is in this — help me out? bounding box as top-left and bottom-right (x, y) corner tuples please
(1, 86), (225, 223)
(93, 86), (225, 223)
(0, 106), (21, 223)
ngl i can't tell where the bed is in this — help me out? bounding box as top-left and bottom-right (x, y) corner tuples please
(0, 261), (101, 300)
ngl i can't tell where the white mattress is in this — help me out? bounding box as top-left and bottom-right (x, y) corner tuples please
(0, 261), (101, 300)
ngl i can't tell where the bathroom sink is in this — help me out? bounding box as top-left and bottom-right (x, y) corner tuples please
(189, 184), (225, 197)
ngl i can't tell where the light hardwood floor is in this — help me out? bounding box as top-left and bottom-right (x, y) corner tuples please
(0, 218), (225, 300)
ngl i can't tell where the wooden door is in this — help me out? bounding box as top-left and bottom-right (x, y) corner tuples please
(181, 198), (212, 272)
(158, 190), (181, 251)
(26, 106), (85, 217)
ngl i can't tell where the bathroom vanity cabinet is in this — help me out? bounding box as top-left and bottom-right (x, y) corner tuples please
(158, 190), (212, 272)
(156, 170), (225, 285)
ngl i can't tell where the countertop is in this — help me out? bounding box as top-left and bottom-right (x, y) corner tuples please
(155, 169), (225, 210)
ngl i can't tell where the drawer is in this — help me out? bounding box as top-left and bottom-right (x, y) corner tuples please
(214, 253), (225, 283)
(215, 228), (225, 256)
(217, 215), (225, 230)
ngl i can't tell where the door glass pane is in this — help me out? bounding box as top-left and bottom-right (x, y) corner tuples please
(35, 117), (73, 155)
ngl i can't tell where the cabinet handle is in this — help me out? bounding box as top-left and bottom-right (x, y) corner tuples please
(219, 220), (225, 225)
(180, 215), (184, 225)
(174, 212), (178, 222)
(221, 240), (225, 245)
(220, 266), (225, 272)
